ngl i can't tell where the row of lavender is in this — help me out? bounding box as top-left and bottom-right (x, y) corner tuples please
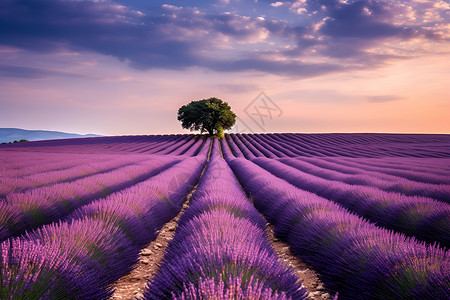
(221, 134), (450, 168)
(229, 158), (449, 299)
(1, 156), (206, 299)
(222, 133), (450, 158)
(1, 153), (159, 197)
(0, 133), (448, 299)
(318, 156), (449, 184)
(0, 137), (211, 238)
(222, 134), (449, 195)
(253, 158), (450, 248)
(280, 157), (450, 202)
(0, 155), (180, 242)
(0, 134), (208, 155)
(221, 134), (450, 203)
(3, 133), (449, 158)
(143, 141), (306, 299)
(224, 134), (450, 248)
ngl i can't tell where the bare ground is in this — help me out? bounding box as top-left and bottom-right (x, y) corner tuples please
(266, 225), (334, 300)
(110, 210), (332, 300)
(109, 200), (189, 299)
(110, 151), (332, 299)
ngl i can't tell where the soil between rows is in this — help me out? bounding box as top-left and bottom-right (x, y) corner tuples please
(109, 205), (184, 299)
(110, 146), (331, 300)
(109, 205), (331, 300)
(266, 225), (333, 300)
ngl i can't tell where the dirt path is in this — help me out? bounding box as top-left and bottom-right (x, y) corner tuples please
(110, 144), (333, 299)
(110, 145), (213, 300)
(110, 211), (334, 300)
(266, 225), (334, 300)
(109, 199), (190, 300)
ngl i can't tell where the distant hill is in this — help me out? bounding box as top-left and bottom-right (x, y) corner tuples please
(0, 128), (102, 143)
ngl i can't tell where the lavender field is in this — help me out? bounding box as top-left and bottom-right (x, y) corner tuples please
(0, 133), (449, 299)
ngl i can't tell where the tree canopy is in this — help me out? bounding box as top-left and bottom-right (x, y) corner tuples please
(177, 97), (236, 137)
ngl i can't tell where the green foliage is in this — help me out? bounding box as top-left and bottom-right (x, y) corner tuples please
(2, 139), (29, 144)
(216, 130), (225, 139)
(177, 97), (236, 137)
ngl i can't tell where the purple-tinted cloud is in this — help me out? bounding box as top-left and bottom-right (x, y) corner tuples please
(216, 83), (261, 94)
(0, 64), (86, 79)
(366, 95), (403, 103)
(209, 58), (345, 77)
(0, 0), (448, 78)
(320, 1), (409, 39)
(282, 0), (446, 60)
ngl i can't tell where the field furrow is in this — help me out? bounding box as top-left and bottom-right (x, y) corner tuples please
(323, 156), (450, 184)
(0, 154), (157, 197)
(253, 157), (450, 248)
(144, 154), (307, 299)
(0, 156), (181, 242)
(280, 157), (450, 204)
(0, 133), (448, 299)
(0, 157), (206, 299)
(229, 157), (449, 299)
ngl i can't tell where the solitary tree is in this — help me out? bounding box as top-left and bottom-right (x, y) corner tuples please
(177, 97), (236, 137)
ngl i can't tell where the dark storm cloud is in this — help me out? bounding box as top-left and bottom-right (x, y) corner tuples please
(0, 0), (447, 78)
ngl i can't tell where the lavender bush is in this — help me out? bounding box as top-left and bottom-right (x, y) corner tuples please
(229, 157), (449, 299)
(253, 157), (450, 248)
(0, 157), (179, 242)
(144, 157), (306, 299)
(0, 157), (206, 299)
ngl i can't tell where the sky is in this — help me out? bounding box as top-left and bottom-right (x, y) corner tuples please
(0, 0), (449, 135)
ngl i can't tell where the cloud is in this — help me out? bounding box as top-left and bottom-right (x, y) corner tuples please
(271, 2), (284, 8)
(318, 0), (435, 40)
(366, 95), (404, 103)
(0, 64), (85, 79)
(0, 0), (448, 78)
(216, 83), (261, 94)
(208, 58), (346, 77)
